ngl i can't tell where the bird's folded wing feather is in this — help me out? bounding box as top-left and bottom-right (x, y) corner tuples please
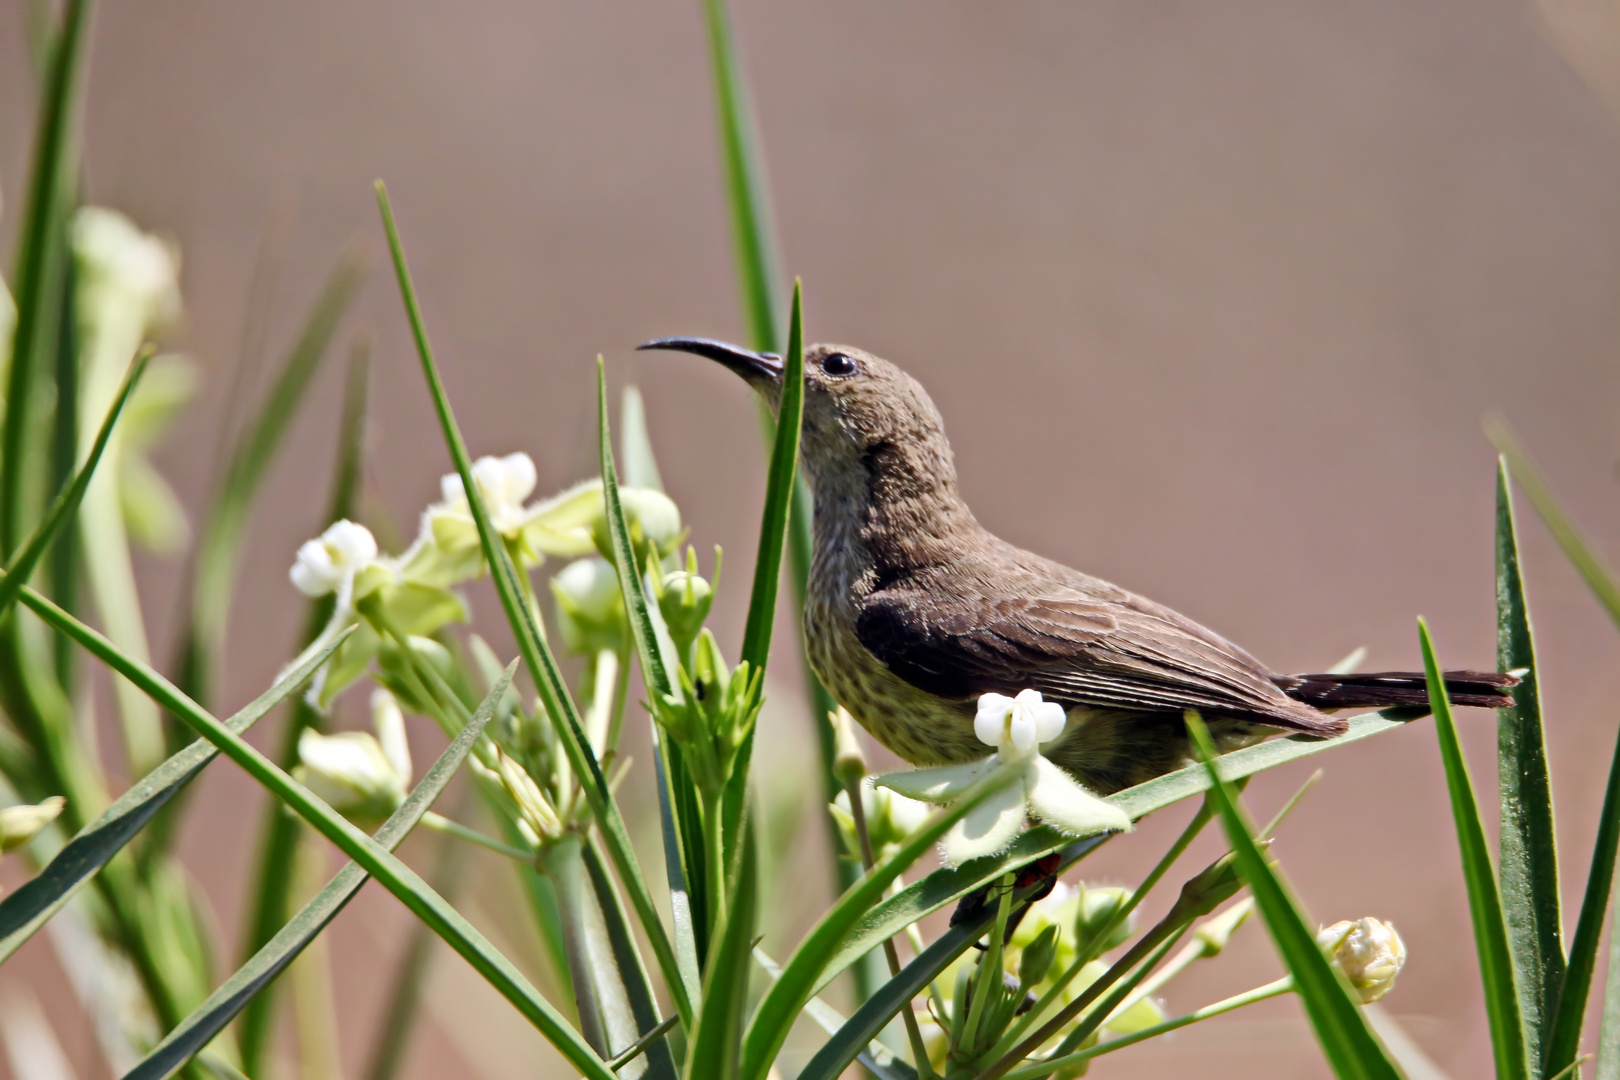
(855, 585), (1332, 732)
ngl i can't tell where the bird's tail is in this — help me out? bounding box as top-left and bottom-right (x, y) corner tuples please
(1273, 670), (1519, 711)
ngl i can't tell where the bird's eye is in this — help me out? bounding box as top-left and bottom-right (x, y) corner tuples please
(820, 352), (858, 377)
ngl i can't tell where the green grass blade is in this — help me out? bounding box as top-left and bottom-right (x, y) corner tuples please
(653, 730), (707, 1003)
(621, 385), (664, 493)
(701, 0), (781, 351)
(1485, 417), (1620, 631)
(1496, 459), (1563, 1074)
(121, 664), (512, 1080)
(375, 181), (692, 1030)
(737, 281), (801, 675)
(16, 584), (615, 1080)
(1598, 904), (1620, 1079)
(1420, 620), (1531, 1080)
(757, 949), (917, 1080)
(1546, 716), (1620, 1076)
(236, 340), (369, 1073)
(0, 347), (148, 620)
(583, 839), (680, 1080)
(739, 769), (1018, 1080)
(2, 0), (90, 558)
(1187, 714), (1402, 1080)
(683, 817), (757, 1079)
(596, 361), (678, 704)
(180, 252), (363, 710)
(0, 629), (349, 966)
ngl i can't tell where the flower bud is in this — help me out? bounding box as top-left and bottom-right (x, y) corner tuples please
(290, 520), (381, 598)
(830, 707), (867, 788)
(1074, 884), (1134, 953)
(657, 564), (713, 656)
(0, 797), (65, 853)
(1193, 897), (1255, 957)
(829, 783), (930, 861)
(592, 487), (684, 565)
(295, 707), (411, 830)
(1018, 923), (1060, 988)
(493, 746), (563, 845)
(551, 557), (627, 655)
(1318, 917), (1406, 1003)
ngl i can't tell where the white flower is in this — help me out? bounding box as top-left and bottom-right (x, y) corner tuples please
(0, 796), (65, 853)
(294, 690), (413, 828)
(290, 520), (384, 599)
(441, 452), (539, 536)
(874, 689), (1130, 866)
(1317, 917), (1406, 1004)
(974, 689), (1067, 755)
(426, 461), (603, 569)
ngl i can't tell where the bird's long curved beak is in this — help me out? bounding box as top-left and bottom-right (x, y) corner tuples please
(636, 337), (783, 384)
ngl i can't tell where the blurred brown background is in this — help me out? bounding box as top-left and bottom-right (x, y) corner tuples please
(6, 0), (1620, 1075)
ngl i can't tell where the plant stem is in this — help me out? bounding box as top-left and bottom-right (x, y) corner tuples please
(846, 777), (937, 1078)
(962, 874), (1016, 1057)
(999, 977), (1294, 1079)
(421, 812), (535, 863)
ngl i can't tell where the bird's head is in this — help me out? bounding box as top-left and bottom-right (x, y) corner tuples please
(637, 337), (957, 498)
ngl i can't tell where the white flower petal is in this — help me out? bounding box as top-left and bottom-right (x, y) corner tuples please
(875, 758), (994, 804)
(290, 540), (338, 596)
(371, 690), (412, 784)
(497, 452), (538, 504)
(974, 693), (1014, 748)
(1007, 710), (1038, 753)
(1013, 689), (1044, 710)
(440, 472), (466, 505)
(1028, 757), (1131, 836)
(1032, 701), (1067, 745)
(323, 520), (378, 564)
(941, 779), (1029, 866)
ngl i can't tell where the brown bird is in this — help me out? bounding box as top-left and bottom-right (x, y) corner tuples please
(640, 337), (1515, 795)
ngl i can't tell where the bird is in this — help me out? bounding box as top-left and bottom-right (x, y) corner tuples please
(638, 337), (1516, 795)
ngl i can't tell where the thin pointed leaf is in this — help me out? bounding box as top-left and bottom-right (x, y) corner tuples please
(794, 840), (1106, 1080)
(376, 181), (691, 1029)
(582, 839), (679, 1080)
(739, 768), (1019, 1080)
(2, 0), (90, 558)
(683, 818), (756, 1079)
(1496, 460), (1563, 1074)
(15, 584), (615, 1080)
(0, 348), (149, 620)
(737, 281), (801, 675)
(1545, 711), (1620, 1074)
(122, 664), (513, 1080)
(653, 729), (705, 1006)
(1597, 903), (1620, 1079)
(180, 252), (364, 708)
(815, 709), (1416, 1000)
(237, 339), (368, 1074)
(757, 949), (917, 1080)
(0, 629), (350, 965)
(1421, 620), (1531, 1080)
(620, 385), (664, 493)
(1188, 714), (1401, 1079)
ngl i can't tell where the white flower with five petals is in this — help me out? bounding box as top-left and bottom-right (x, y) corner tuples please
(875, 689), (1130, 866)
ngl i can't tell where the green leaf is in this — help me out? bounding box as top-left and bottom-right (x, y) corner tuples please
(238, 339), (368, 1076)
(684, 817), (757, 1079)
(179, 252), (363, 710)
(0, 628), (349, 966)
(582, 839), (680, 1080)
(0, 347), (148, 620)
(16, 584), (615, 1080)
(121, 663), (513, 1080)
(1187, 714), (1402, 1080)
(620, 385), (664, 493)
(1420, 620), (1531, 1080)
(2, 0), (90, 558)
(815, 709), (1416, 1000)
(653, 729), (707, 1000)
(739, 767), (1018, 1080)
(756, 949), (917, 1080)
(1598, 904), (1620, 1079)
(795, 840), (1106, 1080)
(1495, 459), (1563, 1075)
(737, 281), (801, 675)
(376, 181), (692, 1030)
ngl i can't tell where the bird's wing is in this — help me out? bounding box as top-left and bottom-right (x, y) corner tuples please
(855, 584), (1333, 733)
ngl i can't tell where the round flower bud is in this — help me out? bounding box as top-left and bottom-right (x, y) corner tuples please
(829, 707), (868, 789)
(1074, 884), (1134, 953)
(658, 568), (713, 655)
(551, 557), (627, 655)
(1317, 917), (1406, 1004)
(295, 726), (409, 830)
(829, 783), (930, 861)
(290, 520), (380, 598)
